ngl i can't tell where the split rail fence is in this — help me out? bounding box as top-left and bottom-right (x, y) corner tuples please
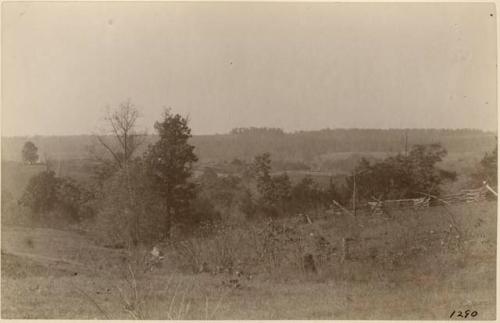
(330, 185), (494, 216)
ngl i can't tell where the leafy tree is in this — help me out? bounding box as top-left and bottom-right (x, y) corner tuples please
(267, 173), (292, 207)
(252, 152), (272, 195)
(19, 171), (59, 213)
(144, 109), (198, 239)
(407, 144), (451, 193)
(22, 141), (39, 164)
(252, 153), (292, 216)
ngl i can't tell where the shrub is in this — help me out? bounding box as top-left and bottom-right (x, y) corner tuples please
(55, 177), (96, 221)
(174, 194), (221, 237)
(290, 176), (325, 213)
(19, 170), (97, 223)
(350, 143), (457, 201)
(19, 171), (59, 214)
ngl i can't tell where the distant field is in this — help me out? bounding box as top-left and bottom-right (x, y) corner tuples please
(2, 129), (496, 162)
(1, 201), (496, 319)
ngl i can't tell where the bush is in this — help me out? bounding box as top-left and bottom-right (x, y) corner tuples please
(19, 171), (59, 214)
(350, 143), (457, 201)
(170, 219), (312, 276)
(290, 176), (325, 213)
(18, 170), (97, 223)
(56, 177), (96, 221)
(174, 194), (221, 237)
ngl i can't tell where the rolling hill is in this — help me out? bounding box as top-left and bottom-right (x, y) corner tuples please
(1, 128), (496, 163)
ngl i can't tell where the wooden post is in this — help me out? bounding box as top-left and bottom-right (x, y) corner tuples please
(341, 237), (346, 263)
(332, 200), (353, 216)
(353, 171), (356, 217)
(404, 129), (408, 157)
(484, 181), (498, 197)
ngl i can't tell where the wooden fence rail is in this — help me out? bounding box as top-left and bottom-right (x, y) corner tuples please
(330, 185), (494, 217)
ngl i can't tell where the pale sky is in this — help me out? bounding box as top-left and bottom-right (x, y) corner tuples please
(2, 2), (497, 136)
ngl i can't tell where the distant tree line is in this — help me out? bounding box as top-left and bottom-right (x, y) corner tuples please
(230, 127), (285, 136)
(3, 127), (495, 163)
(193, 128), (496, 162)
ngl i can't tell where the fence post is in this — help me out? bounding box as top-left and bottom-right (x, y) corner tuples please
(341, 237), (346, 263)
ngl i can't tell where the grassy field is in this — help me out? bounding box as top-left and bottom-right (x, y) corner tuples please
(1, 201), (496, 319)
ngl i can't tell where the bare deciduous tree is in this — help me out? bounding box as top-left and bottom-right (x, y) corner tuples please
(95, 100), (146, 168)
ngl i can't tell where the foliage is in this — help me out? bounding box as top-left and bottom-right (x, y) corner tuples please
(94, 108), (220, 244)
(19, 171), (59, 213)
(18, 170), (95, 221)
(246, 153), (349, 216)
(89, 159), (118, 186)
(349, 143), (456, 201)
(251, 153), (292, 216)
(290, 176), (325, 213)
(192, 128), (495, 162)
(230, 127), (285, 136)
(178, 195), (221, 235)
(324, 177), (347, 205)
(475, 142), (498, 187)
(2, 128), (495, 164)
(144, 109), (198, 239)
(199, 169), (242, 211)
(252, 153), (272, 185)
(22, 141), (39, 164)
(237, 188), (258, 218)
(55, 177), (96, 221)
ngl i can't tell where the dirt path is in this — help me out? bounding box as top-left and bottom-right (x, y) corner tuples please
(2, 249), (86, 269)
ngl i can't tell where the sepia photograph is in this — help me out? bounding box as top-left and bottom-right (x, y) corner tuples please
(1, 1), (497, 320)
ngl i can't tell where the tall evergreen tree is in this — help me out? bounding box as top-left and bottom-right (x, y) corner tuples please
(144, 109), (198, 239)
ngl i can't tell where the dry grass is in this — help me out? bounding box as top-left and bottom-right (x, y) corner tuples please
(1, 201), (496, 319)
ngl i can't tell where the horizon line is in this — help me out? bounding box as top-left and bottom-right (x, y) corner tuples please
(1, 126), (498, 138)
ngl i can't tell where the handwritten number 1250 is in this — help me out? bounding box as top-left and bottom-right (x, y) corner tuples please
(450, 310), (478, 319)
